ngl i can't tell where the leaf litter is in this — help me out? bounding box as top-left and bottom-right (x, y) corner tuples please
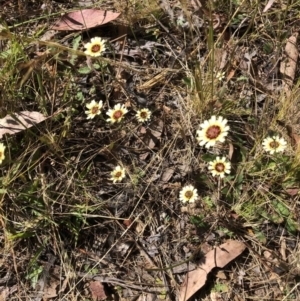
(1, 0), (300, 301)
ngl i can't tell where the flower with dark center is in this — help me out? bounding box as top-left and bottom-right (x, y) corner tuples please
(179, 185), (198, 203)
(110, 166), (126, 183)
(262, 136), (287, 154)
(208, 156), (231, 178)
(136, 108), (151, 122)
(106, 104), (128, 123)
(84, 37), (106, 57)
(197, 116), (229, 148)
(85, 100), (103, 119)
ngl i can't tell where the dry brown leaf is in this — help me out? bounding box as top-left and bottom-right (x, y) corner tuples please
(280, 34), (298, 94)
(0, 287), (9, 301)
(214, 48), (228, 70)
(0, 285), (17, 301)
(163, 105), (171, 114)
(226, 68), (235, 81)
(51, 9), (120, 31)
(151, 120), (164, 139)
(139, 152), (149, 161)
(148, 137), (156, 150)
(286, 124), (300, 147)
(140, 126), (147, 134)
(123, 219), (134, 228)
(89, 281), (107, 301)
(285, 188), (299, 196)
(43, 281), (58, 299)
(0, 111), (47, 138)
(179, 240), (246, 301)
(161, 167), (175, 182)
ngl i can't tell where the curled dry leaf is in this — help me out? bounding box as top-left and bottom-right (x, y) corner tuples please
(0, 111), (47, 138)
(179, 240), (246, 301)
(51, 9), (120, 31)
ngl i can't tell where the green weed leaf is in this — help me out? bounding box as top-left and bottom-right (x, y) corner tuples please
(286, 218), (300, 234)
(272, 200), (289, 217)
(78, 66), (92, 74)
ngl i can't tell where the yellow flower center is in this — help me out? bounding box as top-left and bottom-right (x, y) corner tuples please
(269, 141), (279, 149)
(91, 44), (101, 53)
(113, 110), (123, 120)
(115, 171), (122, 178)
(0, 152), (2, 159)
(184, 191), (193, 199)
(91, 106), (99, 114)
(140, 111), (148, 119)
(206, 125), (221, 139)
(215, 163), (225, 172)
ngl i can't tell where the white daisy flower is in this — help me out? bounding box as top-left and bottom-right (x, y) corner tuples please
(106, 104), (128, 123)
(84, 37), (106, 57)
(262, 135), (287, 154)
(136, 108), (151, 122)
(208, 156), (231, 178)
(0, 143), (5, 164)
(216, 71), (225, 81)
(179, 185), (198, 204)
(85, 100), (103, 119)
(196, 116), (230, 148)
(110, 166), (126, 183)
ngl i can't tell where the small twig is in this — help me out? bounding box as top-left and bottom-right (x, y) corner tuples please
(77, 272), (164, 293)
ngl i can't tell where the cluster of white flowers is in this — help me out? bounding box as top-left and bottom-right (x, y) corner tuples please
(82, 37), (290, 204)
(85, 101), (151, 124)
(83, 38), (152, 123)
(83, 38), (151, 184)
(0, 37), (290, 212)
(196, 115), (232, 180)
(179, 116), (288, 204)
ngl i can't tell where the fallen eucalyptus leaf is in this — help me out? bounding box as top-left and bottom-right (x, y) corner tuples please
(51, 9), (120, 31)
(179, 240), (246, 301)
(0, 111), (47, 138)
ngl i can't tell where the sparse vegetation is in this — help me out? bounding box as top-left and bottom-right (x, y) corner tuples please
(1, 0), (300, 300)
